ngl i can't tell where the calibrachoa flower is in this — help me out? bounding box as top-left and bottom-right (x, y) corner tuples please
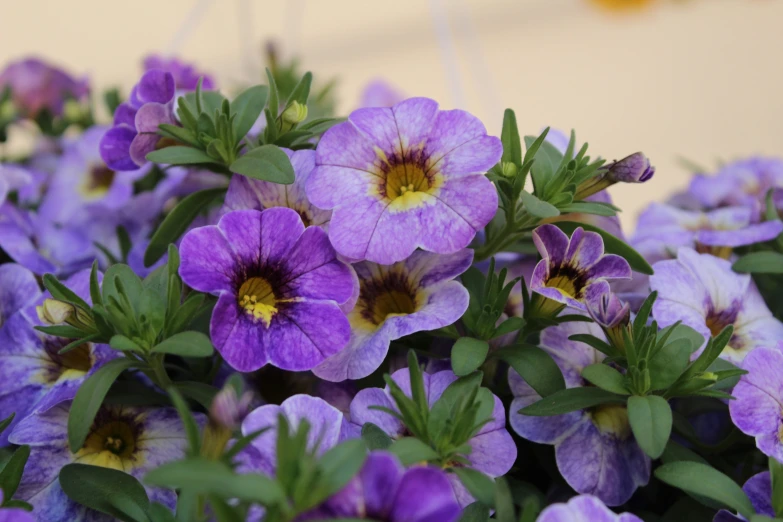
(100, 69), (177, 171)
(302, 451), (461, 522)
(0, 57), (88, 118)
(729, 348), (783, 462)
(714, 472), (772, 522)
(0, 269), (115, 444)
(142, 54), (215, 91)
(650, 248), (783, 363)
(221, 149), (331, 229)
(530, 224), (632, 312)
(0, 491), (34, 522)
(509, 320), (650, 506)
(0, 263), (40, 331)
(349, 368), (516, 506)
(0, 164), (32, 208)
(536, 495), (643, 522)
(10, 403), (192, 521)
(179, 207), (354, 372)
(604, 152), (655, 184)
(313, 249), (471, 382)
(307, 97), (501, 264)
(358, 79), (405, 108)
(689, 157), (783, 211)
(634, 203), (783, 258)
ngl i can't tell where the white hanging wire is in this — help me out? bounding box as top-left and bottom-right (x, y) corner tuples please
(427, 0), (467, 109)
(165, 0), (214, 56)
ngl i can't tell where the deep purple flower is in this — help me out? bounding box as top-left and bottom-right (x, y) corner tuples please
(509, 320), (650, 506)
(221, 149), (330, 229)
(730, 348), (783, 462)
(307, 97), (501, 264)
(313, 249), (471, 382)
(179, 208), (354, 372)
(358, 79), (405, 108)
(530, 224), (632, 312)
(349, 368), (516, 506)
(713, 472), (772, 522)
(0, 491), (34, 522)
(100, 69), (177, 171)
(0, 58), (88, 118)
(536, 495), (643, 522)
(10, 403), (193, 521)
(142, 54), (215, 91)
(303, 451), (461, 522)
(605, 152), (655, 183)
(0, 263), (39, 331)
(650, 248), (783, 364)
(689, 157), (783, 211)
(0, 269), (116, 444)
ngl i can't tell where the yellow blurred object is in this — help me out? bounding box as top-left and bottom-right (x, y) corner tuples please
(589, 0), (656, 11)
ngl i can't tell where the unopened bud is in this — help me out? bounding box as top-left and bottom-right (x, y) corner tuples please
(37, 299), (75, 325)
(209, 385), (253, 431)
(281, 101), (308, 126)
(606, 152), (655, 184)
(501, 162), (518, 178)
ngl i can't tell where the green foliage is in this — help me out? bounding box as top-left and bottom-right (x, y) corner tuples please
(60, 464), (151, 522)
(655, 462), (755, 518)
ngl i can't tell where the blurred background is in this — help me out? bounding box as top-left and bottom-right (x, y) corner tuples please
(1, 0), (781, 231)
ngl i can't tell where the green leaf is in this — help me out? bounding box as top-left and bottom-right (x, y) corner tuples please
(553, 221), (654, 275)
(42, 273), (90, 310)
(0, 413), (14, 436)
(174, 381), (219, 413)
(459, 502), (491, 522)
(770, 457), (783, 517)
(496, 345), (565, 398)
(89, 260), (103, 307)
(500, 109), (522, 166)
(60, 464), (150, 522)
(287, 71), (313, 106)
(68, 358), (139, 452)
(581, 364), (628, 395)
(494, 477), (515, 522)
(231, 85), (269, 141)
(143, 188), (226, 267)
(103, 264), (144, 309)
(733, 251), (783, 273)
(519, 190), (560, 218)
(627, 395), (672, 459)
(648, 339), (692, 390)
(361, 423), (393, 450)
(523, 137), (562, 194)
(313, 439), (367, 501)
(519, 387), (626, 416)
(166, 387), (202, 458)
(559, 201), (618, 217)
(146, 146), (217, 166)
(151, 331), (214, 357)
(654, 461), (754, 518)
(454, 468), (496, 507)
(110, 335), (145, 353)
(658, 324), (704, 354)
(388, 437), (439, 466)
(229, 145), (295, 184)
(0, 445), (29, 501)
(492, 316), (525, 339)
(451, 337), (490, 376)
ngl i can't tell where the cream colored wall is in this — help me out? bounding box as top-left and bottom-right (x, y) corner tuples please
(1, 0), (782, 232)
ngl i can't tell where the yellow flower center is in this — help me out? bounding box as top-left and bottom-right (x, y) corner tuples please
(79, 163), (116, 200)
(354, 271), (420, 329)
(371, 289), (417, 325)
(238, 277), (278, 326)
(545, 275), (578, 299)
(76, 420), (137, 471)
(590, 404), (631, 438)
(374, 154), (443, 212)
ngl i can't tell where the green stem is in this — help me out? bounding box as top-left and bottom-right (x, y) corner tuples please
(149, 353), (173, 388)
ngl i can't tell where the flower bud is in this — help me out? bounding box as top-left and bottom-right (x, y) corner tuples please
(281, 101), (308, 126)
(500, 162), (518, 178)
(209, 385), (253, 431)
(37, 299), (75, 325)
(606, 152), (655, 184)
(587, 292), (630, 330)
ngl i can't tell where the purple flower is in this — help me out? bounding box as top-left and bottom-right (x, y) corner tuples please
(689, 157), (783, 211)
(587, 292), (630, 330)
(179, 208), (354, 372)
(0, 164), (33, 208)
(605, 152), (655, 184)
(650, 248), (783, 364)
(240, 395), (349, 475)
(536, 495), (643, 522)
(302, 451), (461, 522)
(0, 491), (34, 522)
(307, 97), (501, 264)
(142, 54), (215, 91)
(313, 249), (471, 382)
(100, 69), (177, 171)
(714, 472), (772, 522)
(358, 79), (405, 108)
(634, 203), (783, 257)
(729, 348), (783, 462)
(348, 368), (516, 506)
(530, 224), (632, 312)
(0, 269), (116, 444)
(209, 384), (254, 431)
(509, 320), (650, 506)
(221, 149), (331, 228)
(9, 403), (193, 521)
(0, 263), (40, 331)
(0, 58), (88, 118)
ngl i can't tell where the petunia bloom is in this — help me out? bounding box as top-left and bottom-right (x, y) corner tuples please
(713, 472), (772, 522)
(349, 367), (516, 506)
(650, 248), (783, 364)
(358, 79), (405, 108)
(142, 54), (215, 91)
(0, 164), (33, 208)
(509, 320), (650, 506)
(220, 149), (331, 229)
(307, 97), (501, 264)
(10, 403), (194, 522)
(0, 491), (34, 522)
(536, 494), (643, 522)
(100, 69), (177, 171)
(688, 157), (783, 212)
(302, 451), (461, 522)
(729, 348), (783, 463)
(0, 57), (89, 118)
(179, 208), (354, 372)
(0, 263), (40, 331)
(530, 224), (632, 312)
(313, 249), (471, 382)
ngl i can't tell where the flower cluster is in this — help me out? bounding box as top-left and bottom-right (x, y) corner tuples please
(0, 47), (780, 522)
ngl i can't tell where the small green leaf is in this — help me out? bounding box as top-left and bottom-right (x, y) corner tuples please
(459, 502), (491, 522)
(519, 190), (560, 218)
(387, 437), (439, 466)
(627, 395), (672, 459)
(110, 335), (145, 353)
(146, 146), (217, 166)
(143, 188), (226, 267)
(648, 339), (692, 390)
(770, 457), (783, 517)
(286, 71), (313, 107)
(454, 468), (496, 507)
(0, 444), (29, 501)
(68, 358), (140, 452)
(151, 331), (214, 357)
(231, 85), (269, 141)
(451, 337), (490, 376)
(60, 464), (150, 522)
(42, 273), (90, 310)
(500, 109), (522, 167)
(0, 413), (14, 436)
(733, 251), (783, 273)
(492, 316), (525, 339)
(559, 201), (618, 217)
(496, 345), (565, 398)
(519, 387), (626, 416)
(361, 423), (393, 450)
(229, 145), (295, 184)
(312, 439), (367, 502)
(581, 364), (628, 395)
(654, 461), (754, 518)
(553, 221), (654, 275)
